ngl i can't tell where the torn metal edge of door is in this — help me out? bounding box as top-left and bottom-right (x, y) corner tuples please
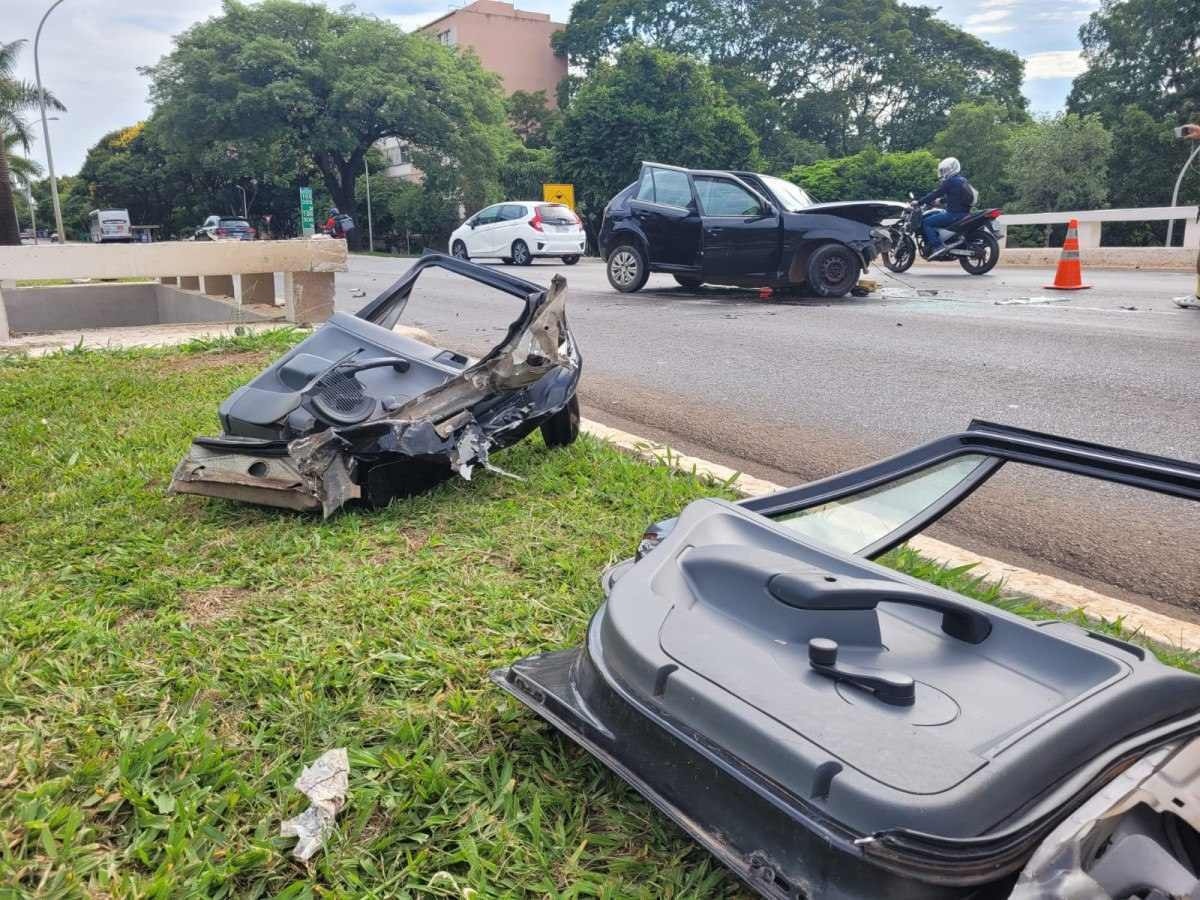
(168, 253), (581, 516)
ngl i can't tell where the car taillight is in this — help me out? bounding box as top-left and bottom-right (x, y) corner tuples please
(571, 211), (582, 226)
(530, 209), (543, 232)
(216, 228), (228, 236)
(988, 209), (1003, 219)
(249, 228), (256, 238)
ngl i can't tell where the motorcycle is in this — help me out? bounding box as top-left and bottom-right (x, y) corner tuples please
(883, 197), (1003, 275)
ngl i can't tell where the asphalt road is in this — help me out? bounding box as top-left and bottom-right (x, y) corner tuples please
(336, 253), (1200, 617)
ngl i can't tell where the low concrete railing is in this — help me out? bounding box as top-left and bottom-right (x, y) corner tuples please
(997, 206), (1200, 250)
(0, 238), (348, 341)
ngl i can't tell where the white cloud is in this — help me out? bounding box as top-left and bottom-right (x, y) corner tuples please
(967, 7), (1013, 23)
(1024, 49), (1087, 80)
(971, 23), (1017, 33)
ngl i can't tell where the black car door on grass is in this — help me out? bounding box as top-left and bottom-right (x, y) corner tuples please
(694, 175), (781, 280)
(630, 167), (702, 269)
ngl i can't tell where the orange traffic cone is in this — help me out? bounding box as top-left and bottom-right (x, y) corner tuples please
(1045, 219), (1091, 290)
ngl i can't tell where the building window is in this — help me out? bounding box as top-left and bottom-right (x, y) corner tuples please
(435, 29), (453, 46)
(386, 143), (412, 167)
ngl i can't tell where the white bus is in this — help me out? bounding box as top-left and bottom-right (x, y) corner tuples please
(88, 208), (133, 243)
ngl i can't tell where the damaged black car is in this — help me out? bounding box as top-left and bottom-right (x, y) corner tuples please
(598, 162), (902, 297)
(496, 421), (1200, 899)
(170, 253), (581, 516)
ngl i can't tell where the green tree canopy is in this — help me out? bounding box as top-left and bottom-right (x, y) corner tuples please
(555, 0), (1025, 154)
(506, 90), (560, 149)
(0, 39), (65, 245)
(1068, 0), (1199, 124)
(143, 0), (509, 242)
(787, 147), (938, 202)
(1003, 113), (1112, 216)
(555, 44), (759, 232)
(930, 100), (1026, 207)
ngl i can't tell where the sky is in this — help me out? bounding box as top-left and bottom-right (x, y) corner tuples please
(4, 0), (1097, 175)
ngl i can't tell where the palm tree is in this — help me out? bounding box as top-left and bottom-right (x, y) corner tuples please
(7, 133), (43, 236)
(0, 39), (65, 245)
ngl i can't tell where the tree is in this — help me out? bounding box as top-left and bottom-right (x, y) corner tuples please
(1068, 0), (1199, 124)
(787, 147), (937, 202)
(556, 44), (759, 234)
(144, 0), (509, 246)
(1003, 114), (1112, 244)
(0, 39), (65, 245)
(506, 90), (560, 149)
(931, 101), (1026, 207)
(500, 145), (555, 201)
(555, 0), (1026, 154)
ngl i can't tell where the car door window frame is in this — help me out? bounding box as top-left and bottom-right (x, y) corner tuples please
(742, 419), (1200, 559)
(635, 166), (696, 211)
(693, 176), (766, 218)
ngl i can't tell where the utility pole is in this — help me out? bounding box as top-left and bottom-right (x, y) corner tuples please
(363, 155), (375, 252)
(35, 0), (68, 244)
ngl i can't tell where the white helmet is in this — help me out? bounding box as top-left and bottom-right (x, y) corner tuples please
(938, 157), (961, 178)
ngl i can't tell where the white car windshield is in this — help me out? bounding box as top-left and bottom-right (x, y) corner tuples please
(758, 175), (817, 212)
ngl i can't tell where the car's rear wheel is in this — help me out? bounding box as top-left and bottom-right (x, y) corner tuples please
(562, 255), (580, 265)
(511, 240), (532, 266)
(806, 243), (861, 298)
(883, 234), (916, 273)
(607, 244), (649, 293)
(959, 232), (1000, 275)
(540, 395), (580, 448)
(452, 240), (469, 261)
(673, 275), (704, 289)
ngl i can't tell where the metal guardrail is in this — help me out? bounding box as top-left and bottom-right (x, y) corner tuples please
(997, 206), (1200, 249)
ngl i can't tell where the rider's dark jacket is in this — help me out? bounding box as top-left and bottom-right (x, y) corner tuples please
(918, 173), (974, 213)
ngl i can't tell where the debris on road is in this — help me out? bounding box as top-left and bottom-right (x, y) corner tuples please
(280, 748), (349, 862)
(169, 253), (582, 515)
(349, 288), (367, 298)
(995, 295), (1072, 306)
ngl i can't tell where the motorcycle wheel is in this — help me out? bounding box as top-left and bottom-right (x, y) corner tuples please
(884, 234), (917, 273)
(959, 232), (1000, 275)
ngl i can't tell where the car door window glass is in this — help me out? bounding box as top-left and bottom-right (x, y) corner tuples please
(772, 454), (989, 555)
(694, 177), (762, 217)
(476, 206), (501, 225)
(651, 169), (694, 209)
(635, 170), (655, 202)
(499, 204), (526, 221)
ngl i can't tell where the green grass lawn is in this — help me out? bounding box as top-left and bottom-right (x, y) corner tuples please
(1, 338), (1194, 897)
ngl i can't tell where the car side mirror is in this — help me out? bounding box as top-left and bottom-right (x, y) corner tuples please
(468, 219), (478, 229)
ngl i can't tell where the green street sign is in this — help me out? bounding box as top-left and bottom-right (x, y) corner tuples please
(299, 186), (315, 237)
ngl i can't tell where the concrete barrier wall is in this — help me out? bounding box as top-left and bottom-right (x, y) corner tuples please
(4, 283), (271, 335)
(996, 247), (1197, 270)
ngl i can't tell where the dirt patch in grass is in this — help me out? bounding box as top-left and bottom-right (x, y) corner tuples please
(181, 586), (253, 624)
(144, 349), (274, 374)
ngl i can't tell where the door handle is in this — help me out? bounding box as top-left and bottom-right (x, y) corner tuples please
(705, 227), (724, 235)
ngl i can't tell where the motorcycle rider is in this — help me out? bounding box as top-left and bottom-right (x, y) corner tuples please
(916, 157), (976, 259)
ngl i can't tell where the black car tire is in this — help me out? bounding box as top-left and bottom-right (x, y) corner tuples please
(452, 240), (469, 261)
(807, 243), (861, 297)
(884, 234), (917, 273)
(562, 255), (580, 265)
(502, 257), (513, 265)
(540, 395), (580, 448)
(512, 240), (533, 266)
(959, 232), (1000, 275)
(607, 244), (649, 293)
(673, 275), (704, 290)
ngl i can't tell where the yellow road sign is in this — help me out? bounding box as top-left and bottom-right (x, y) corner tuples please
(542, 183), (575, 209)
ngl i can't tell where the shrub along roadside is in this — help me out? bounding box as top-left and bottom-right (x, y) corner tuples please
(1, 340), (1193, 895)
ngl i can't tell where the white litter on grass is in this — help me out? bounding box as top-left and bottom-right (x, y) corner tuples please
(994, 296), (1072, 306)
(280, 748), (349, 861)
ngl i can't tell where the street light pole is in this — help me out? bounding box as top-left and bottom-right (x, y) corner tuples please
(25, 182), (38, 245)
(35, 0), (68, 245)
(236, 185), (248, 220)
(1166, 143), (1200, 248)
(363, 155), (375, 252)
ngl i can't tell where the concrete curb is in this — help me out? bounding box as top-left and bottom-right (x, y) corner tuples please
(582, 418), (1200, 653)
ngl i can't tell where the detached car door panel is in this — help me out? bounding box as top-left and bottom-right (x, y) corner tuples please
(630, 167), (702, 269)
(693, 175), (781, 279)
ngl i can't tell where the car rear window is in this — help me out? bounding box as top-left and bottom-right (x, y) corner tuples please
(537, 204), (575, 224)
(220, 218), (250, 227)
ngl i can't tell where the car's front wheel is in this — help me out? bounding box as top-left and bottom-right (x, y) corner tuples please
(540, 395), (580, 448)
(607, 244), (649, 293)
(511, 240), (532, 266)
(562, 255), (580, 265)
(806, 243), (861, 298)
(451, 240), (469, 261)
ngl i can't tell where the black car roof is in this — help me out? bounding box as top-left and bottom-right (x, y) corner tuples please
(641, 161), (771, 181)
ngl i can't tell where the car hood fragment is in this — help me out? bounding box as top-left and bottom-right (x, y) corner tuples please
(799, 200), (908, 225)
(494, 422), (1200, 899)
(170, 252), (581, 516)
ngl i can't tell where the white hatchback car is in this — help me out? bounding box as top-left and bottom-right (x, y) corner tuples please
(450, 202), (586, 266)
